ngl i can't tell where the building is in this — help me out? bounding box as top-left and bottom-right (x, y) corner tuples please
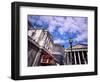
(53, 44), (65, 65)
(28, 28), (56, 66)
(64, 44), (88, 65)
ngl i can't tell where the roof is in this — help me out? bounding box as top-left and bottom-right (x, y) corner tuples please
(66, 44), (87, 50)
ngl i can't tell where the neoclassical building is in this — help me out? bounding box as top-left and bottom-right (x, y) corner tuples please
(64, 44), (88, 65)
(28, 27), (56, 66)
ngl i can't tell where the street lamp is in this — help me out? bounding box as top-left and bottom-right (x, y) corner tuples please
(69, 38), (73, 52)
(69, 38), (73, 64)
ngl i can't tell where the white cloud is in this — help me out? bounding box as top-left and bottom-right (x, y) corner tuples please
(58, 17), (87, 35)
(74, 31), (87, 42)
(47, 25), (56, 32)
(28, 16), (88, 44)
(54, 38), (66, 44)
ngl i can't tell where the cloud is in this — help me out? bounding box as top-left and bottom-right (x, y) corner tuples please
(28, 15), (88, 47)
(74, 31), (87, 42)
(57, 17), (88, 43)
(54, 38), (66, 44)
(58, 17), (87, 34)
(47, 25), (56, 32)
(28, 16), (87, 34)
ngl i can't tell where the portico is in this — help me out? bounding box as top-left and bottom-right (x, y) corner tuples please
(65, 44), (88, 65)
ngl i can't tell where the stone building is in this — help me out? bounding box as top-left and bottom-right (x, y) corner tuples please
(64, 44), (88, 65)
(28, 28), (56, 66)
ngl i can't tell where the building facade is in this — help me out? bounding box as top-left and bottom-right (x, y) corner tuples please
(28, 28), (56, 66)
(64, 44), (88, 65)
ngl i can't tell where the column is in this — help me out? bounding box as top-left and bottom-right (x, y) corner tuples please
(32, 49), (42, 66)
(86, 51), (88, 64)
(74, 52), (77, 65)
(37, 30), (43, 43)
(28, 49), (33, 57)
(67, 53), (70, 65)
(67, 52), (70, 65)
(78, 51), (81, 64)
(82, 51), (86, 64)
(28, 49), (34, 66)
(31, 30), (36, 40)
(41, 32), (47, 47)
(66, 53), (69, 65)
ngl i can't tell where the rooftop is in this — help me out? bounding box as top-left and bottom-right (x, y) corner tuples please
(66, 44), (87, 50)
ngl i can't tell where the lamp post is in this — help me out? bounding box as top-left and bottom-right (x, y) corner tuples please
(69, 38), (73, 64)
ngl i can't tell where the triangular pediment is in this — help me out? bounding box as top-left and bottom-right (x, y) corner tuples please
(72, 44), (87, 49)
(67, 44), (87, 49)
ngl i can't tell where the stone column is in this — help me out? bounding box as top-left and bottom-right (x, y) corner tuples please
(32, 49), (42, 66)
(74, 52), (77, 65)
(42, 32), (47, 47)
(66, 53), (70, 65)
(28, 49), (34, 66)
(82, 51), (86, 64)
(67, 53), (70, 65)
(78, 51), (81, 64)
(28, 49), (33, 57)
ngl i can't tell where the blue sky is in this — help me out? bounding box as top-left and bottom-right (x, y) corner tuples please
(28, 15), (88, 48)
